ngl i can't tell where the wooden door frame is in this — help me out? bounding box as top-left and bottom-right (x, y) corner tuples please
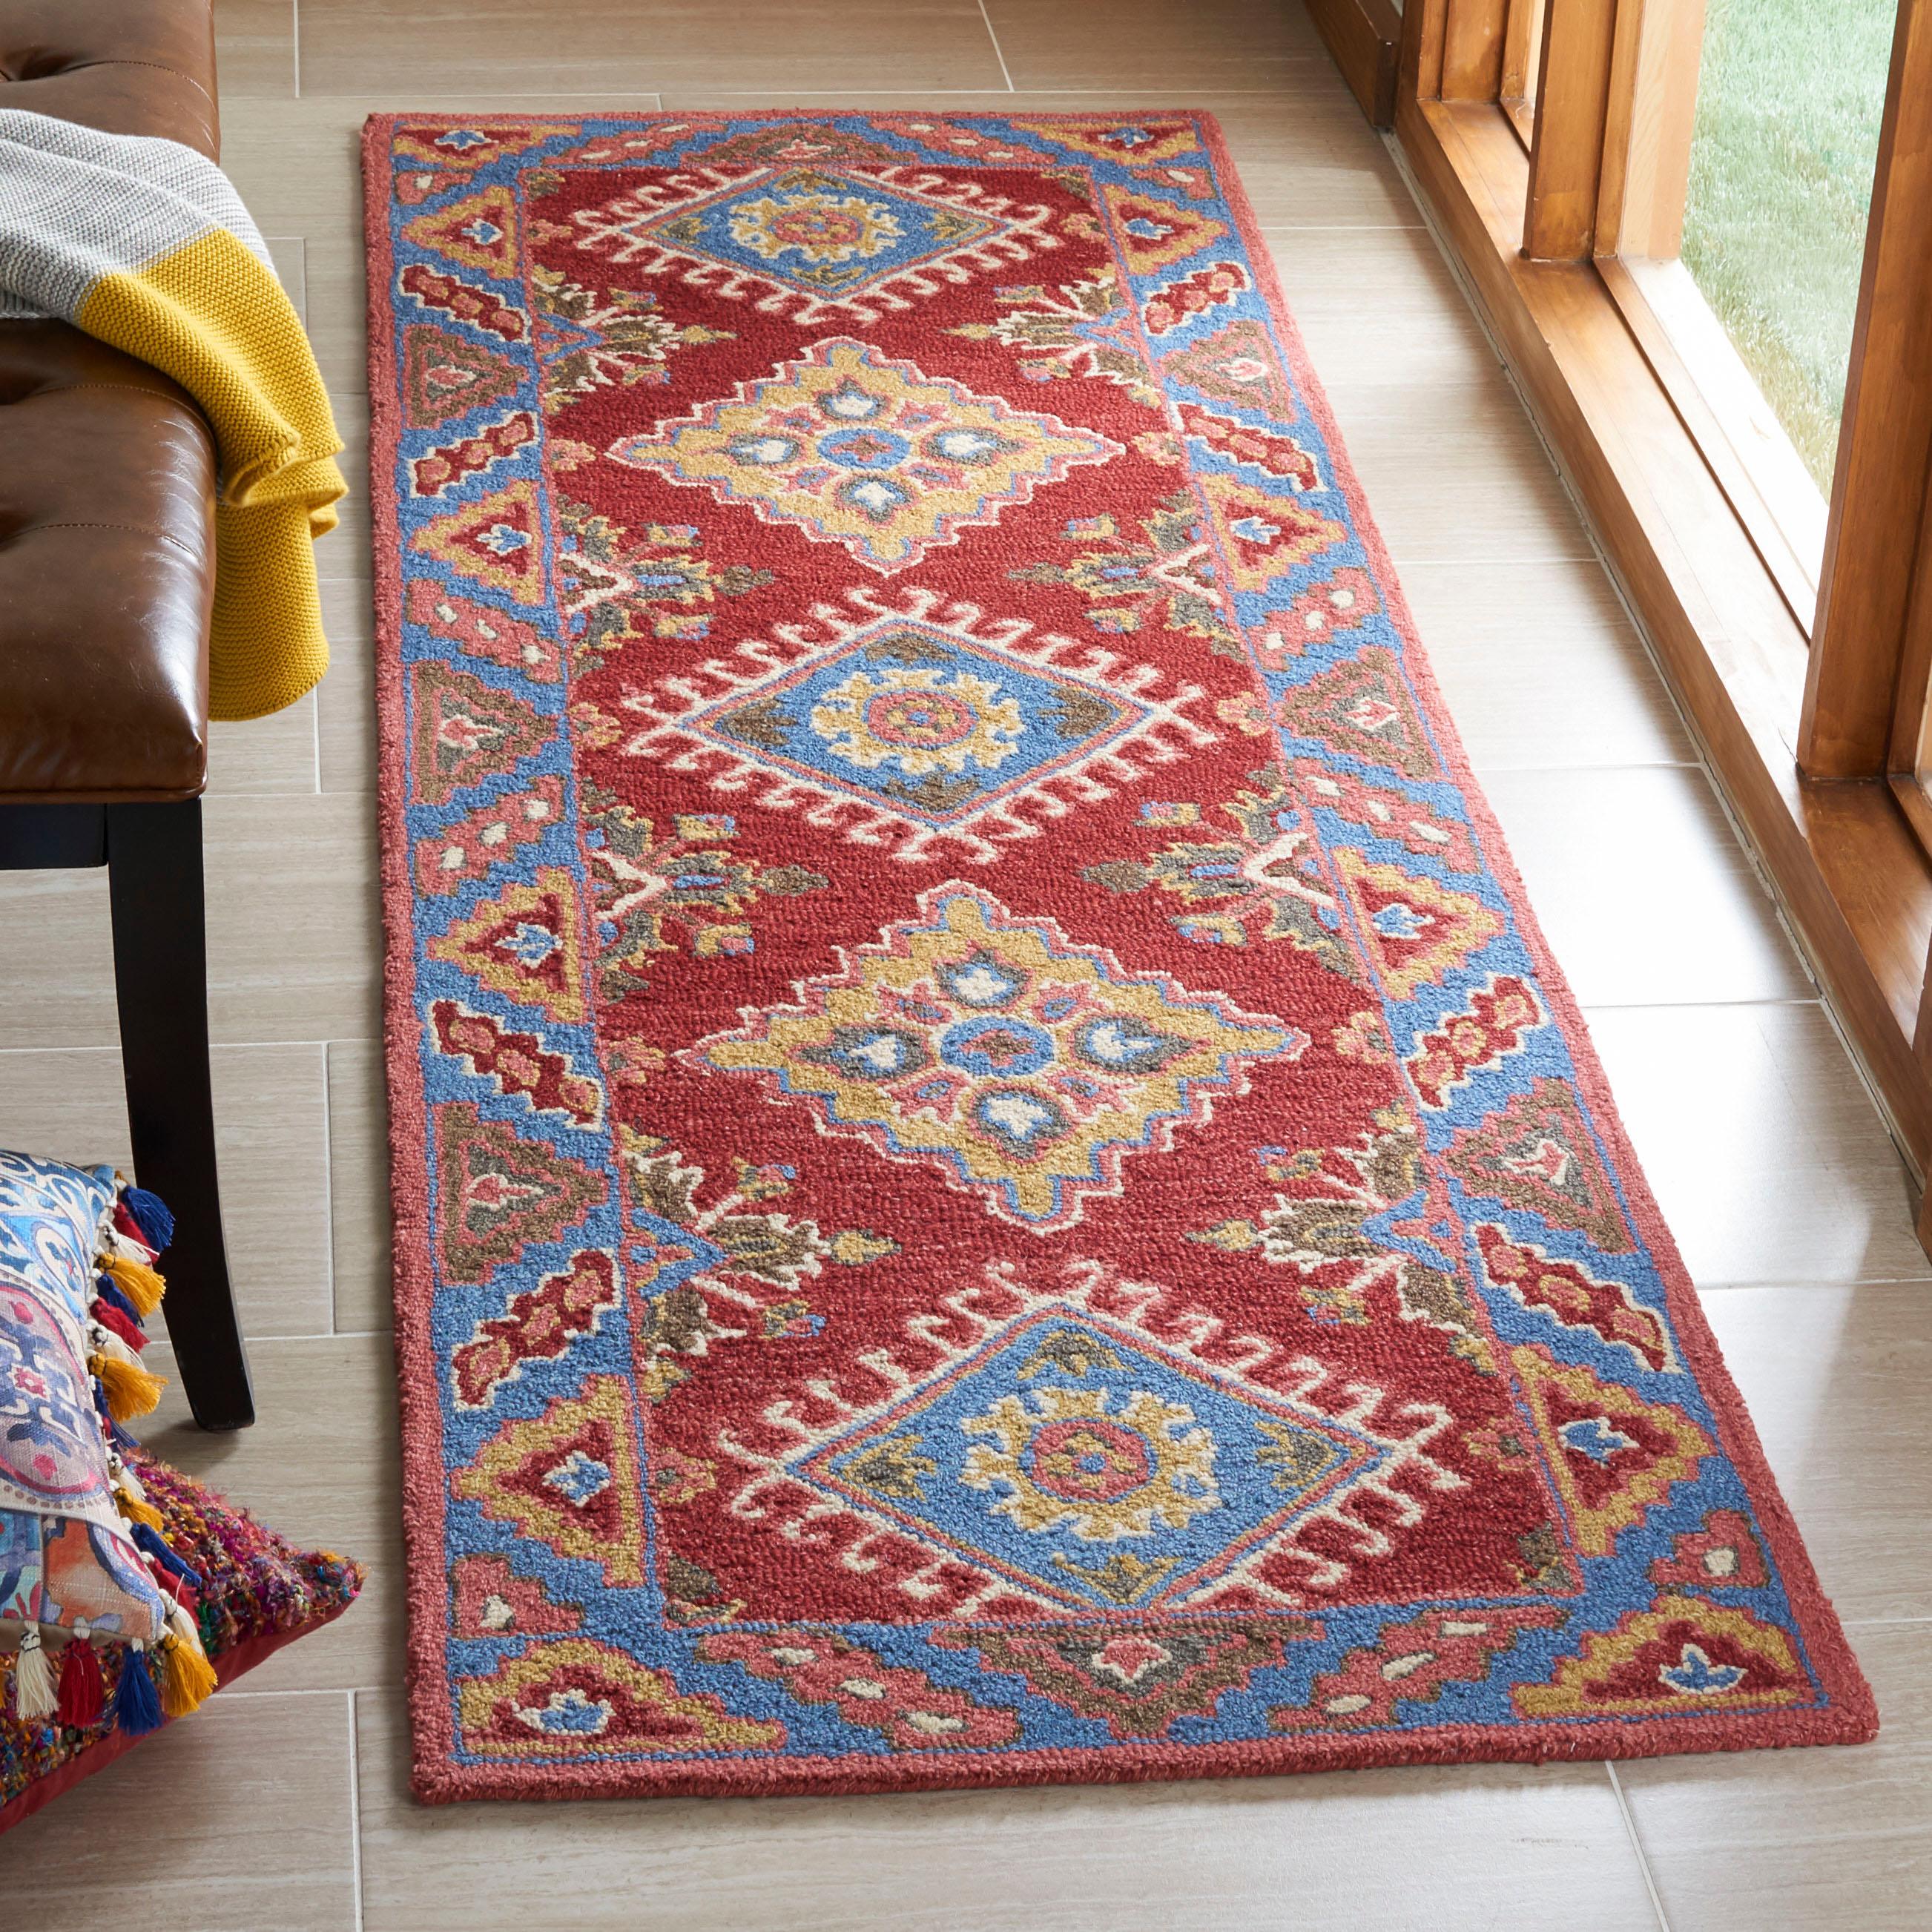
(1303, 0), (1405, 127)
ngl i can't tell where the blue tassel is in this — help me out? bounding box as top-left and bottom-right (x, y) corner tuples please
(113, 1645), (164, 1735)
(131, 1523), (203, 1592)
(120, 1187), (175, 1253)
(90, 1381), (139, 1451)
(95, 1277), (142, 1325)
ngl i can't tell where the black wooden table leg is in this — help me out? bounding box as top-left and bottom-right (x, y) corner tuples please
(105, 799), (254, 1430)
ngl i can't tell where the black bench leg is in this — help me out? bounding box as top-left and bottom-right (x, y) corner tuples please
(105, 799), (254, 1431)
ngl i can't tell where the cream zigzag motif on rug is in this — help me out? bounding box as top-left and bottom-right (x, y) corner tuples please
(565, 163), (1063, 326)
(613, 585), (1220, 863)
(707, 1257), (1465, 1619)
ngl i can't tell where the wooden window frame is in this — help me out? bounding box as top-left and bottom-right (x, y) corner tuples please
(1386, 0), (1932, 1241)
(1499, 0), (1545, 149)
(1599, 255), (1826, 633)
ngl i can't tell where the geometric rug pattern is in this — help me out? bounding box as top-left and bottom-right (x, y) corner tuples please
(366, 111), (1874, 1801)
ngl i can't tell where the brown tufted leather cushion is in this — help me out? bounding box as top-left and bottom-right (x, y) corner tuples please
(0, 0), (218, 159)
(0, 0), (221, 802)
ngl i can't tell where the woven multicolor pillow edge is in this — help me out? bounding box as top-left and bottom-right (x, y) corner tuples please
(1, 1447), (362, 1834)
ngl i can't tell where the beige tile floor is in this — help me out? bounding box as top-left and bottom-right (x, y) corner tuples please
(1, 3), (1928, 1925)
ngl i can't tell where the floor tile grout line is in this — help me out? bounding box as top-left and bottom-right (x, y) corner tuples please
(1254, 222), (1463, 234)
(168, 1329), (389, 1345)
(217, 761), (1764, 796)
(1605, 1763), (1675, 1932)
(1463, 759), (1706, 773)
(320, 1041), (340, 1331)
(0, 1040), (386, 1058)
(283, 86), (1337, 102)
(191, 1683), (351, 1701)
(204, 1278), (1932, 1348)
(346, 1689), (366, 1932)
(198, 758), (1739, 798)
(310, 669), (325, 794)
(223, 1687), (390, 1704)
(1259, 230), (1437, 243)
(1695, 1278), (1932, 1293)
(1369, 553), (1603, 567)
(214, 1684), (378, 1700)
(0, 992), (1845, 1065)
(1576, 996), (1824, 1012)
(975, 0), (1016, 91)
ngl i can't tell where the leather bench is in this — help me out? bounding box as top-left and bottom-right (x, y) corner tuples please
(0, 0), (251, 1428)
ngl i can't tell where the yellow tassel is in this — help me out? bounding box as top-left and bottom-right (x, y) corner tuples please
(108, 1226), (155, 1266)
(102, 1253), (166, 1319)
(157, 1617), (217, 1719)
(168, 1598), (213, 1667)
(89, 1351), (164, 1424)
(93, 1325), (143, 1372)
(113, 1486), (166, 1532)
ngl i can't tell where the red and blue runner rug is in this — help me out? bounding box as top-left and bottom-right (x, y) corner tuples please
(364, 111), (1875, 1801)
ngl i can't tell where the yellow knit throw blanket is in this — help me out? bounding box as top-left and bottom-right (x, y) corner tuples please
(0, 109), (346, 719)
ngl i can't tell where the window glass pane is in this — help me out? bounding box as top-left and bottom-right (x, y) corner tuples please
(1681, 0), (1892, 494)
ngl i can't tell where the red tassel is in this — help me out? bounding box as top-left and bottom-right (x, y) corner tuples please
(90, 1299), (149, 1353)
(112, 1201), (158, 1260)
(158, 1569), (202, 1618)
(141, 1569), (201, 1621)
(57, 1638), (105, 1727)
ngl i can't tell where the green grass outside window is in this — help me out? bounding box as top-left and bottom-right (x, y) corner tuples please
(1681, 0), (1893, 492)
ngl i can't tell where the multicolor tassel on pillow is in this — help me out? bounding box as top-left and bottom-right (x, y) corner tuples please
(90, 1296), (148, 1354)
(118, 1186), (175, 1252)
(131, 1520), (202, 1594)
(87, 1340), (165, 1425)
(99, 1251), (165, 1320)
(10, 1629), (58, 1722)
(108, 1449), (167, 1532)
(112, 1642), (164, 1736)
(56, 1622), (107, 1727)
(157, 1602), (217, 1719)
(92, 1275), (145, 1326)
